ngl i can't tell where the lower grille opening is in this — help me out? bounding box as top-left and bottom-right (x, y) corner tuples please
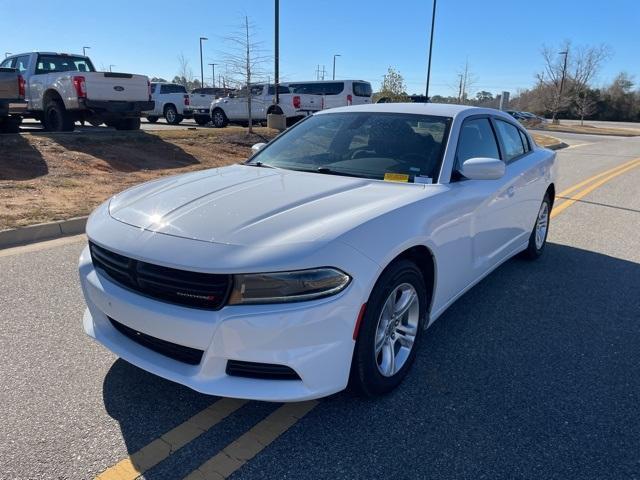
(226, 360), (301, 381)
(108, 317), (204, 365)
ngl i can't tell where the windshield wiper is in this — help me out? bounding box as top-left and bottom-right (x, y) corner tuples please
(314, 167), (364, 178)
(245, 161), (275, 168)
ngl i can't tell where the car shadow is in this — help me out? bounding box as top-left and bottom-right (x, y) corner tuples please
(0, 133), (48, 180)
(101, 243), (640, 479)
(37, 130), (200, 172)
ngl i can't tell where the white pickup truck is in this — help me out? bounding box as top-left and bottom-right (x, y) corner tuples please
(0, 67), (25, 132)
(0, 52), (153, 131)
(209, 84), (323, 128)
(145, 83), (192, 125)
(190, 87), (228, 125)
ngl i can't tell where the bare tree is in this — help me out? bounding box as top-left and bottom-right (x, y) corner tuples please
(176, 53), (194, 88)
(222, 16), (270, 134)
(537, 41), (572, 123)
(571, 44), (611, 124)
(456, 60), (477, 104)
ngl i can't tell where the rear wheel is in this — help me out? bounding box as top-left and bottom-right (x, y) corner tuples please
(146, 116), (159, 123)
(114, 118), (141, 131)
(211, 108), (228, 128)
(522, 193), (551, 259)
(43, 100), (75, 132)
(350, 259), (427, 396)
(164, 105), (182, 125)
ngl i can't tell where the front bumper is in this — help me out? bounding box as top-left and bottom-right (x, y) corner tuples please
(79, 244), (372, 402)
(80, 99), (155, 115)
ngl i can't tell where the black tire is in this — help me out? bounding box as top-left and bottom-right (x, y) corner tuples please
(521, 193), (551, 260)
(146, 116), (159, 123)
(350, 259), (427, 396)
(43, 100), (75, 132)
(194, 115), (210, 126)
(114, 118), (141, 131)
(164, 105), (182, 125)
(211, 108), (228, 128)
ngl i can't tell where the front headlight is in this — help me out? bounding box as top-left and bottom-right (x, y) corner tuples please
(228, 268), (351, 305)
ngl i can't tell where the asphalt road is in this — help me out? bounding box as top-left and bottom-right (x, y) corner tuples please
(1, 132), (639, 479)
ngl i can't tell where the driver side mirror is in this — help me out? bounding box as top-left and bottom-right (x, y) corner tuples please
(251, 143), (266, 154)
(458, 157), (505, 180)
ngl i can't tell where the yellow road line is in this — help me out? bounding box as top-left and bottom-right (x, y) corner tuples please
(556, 157), (640, 199)
(182, 401), (318, 480)
(95, 398), (247, 480)
(552, 158), (640, 219)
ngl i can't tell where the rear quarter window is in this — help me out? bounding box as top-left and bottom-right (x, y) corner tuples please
(353, 81), (372, 97)
(495, 119), (526, 162)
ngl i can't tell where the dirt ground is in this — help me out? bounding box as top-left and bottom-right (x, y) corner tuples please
(536, 123), (640, 137)
(1, 128), (562, 231)
(0, 128), (277, 230)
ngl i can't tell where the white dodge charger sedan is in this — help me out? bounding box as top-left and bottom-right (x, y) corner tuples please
(79, 103), (556, 401)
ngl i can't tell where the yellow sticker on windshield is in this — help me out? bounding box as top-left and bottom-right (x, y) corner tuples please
(384, 173), (410, 183)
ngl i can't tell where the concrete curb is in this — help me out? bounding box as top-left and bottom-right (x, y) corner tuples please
(0, 216), (87, 250)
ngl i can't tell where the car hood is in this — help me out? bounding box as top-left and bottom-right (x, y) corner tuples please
(108, 164), (438, 247)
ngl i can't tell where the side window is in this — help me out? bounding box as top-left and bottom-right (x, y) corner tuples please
(14, 56), (29, 73)
(495, 120), (526, 162)
(353, 81), (372, 97)
(0, 58), (15, 69)
(456, 118), (500, 166)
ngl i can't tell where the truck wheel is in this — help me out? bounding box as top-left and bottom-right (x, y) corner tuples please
(146, 116), (159, 123)
(212, 109), (228, 128)
(164, 105), (181, 125)
(43, 100), (75, 132)
(194, 115), (210, 126)
(114, 118), (141, 131)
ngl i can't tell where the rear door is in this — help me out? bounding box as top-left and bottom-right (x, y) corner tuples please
(492, 118), (546, 241)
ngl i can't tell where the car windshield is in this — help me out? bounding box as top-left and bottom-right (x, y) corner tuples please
(249, 112), (450, 182)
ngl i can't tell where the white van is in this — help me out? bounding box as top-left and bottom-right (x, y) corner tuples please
(283, 80), (372, 109)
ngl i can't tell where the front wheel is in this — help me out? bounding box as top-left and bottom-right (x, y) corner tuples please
(350, 259), (427, 396)
(521, 193), (551, 260)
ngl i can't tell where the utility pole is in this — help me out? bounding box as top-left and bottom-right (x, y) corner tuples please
(82, 46), (90, 56)
(553, 49), (569, 124)
(457, 74), (463, 102)
(424, 0), (437, 102)
(316, 65), (321, 80)
(208, 63), (217, 88)
(321, 65), (327, 81)
(109, 64), (116, 72)
(199, 37), (208, 86)
(332, 54), (341, 80)
(4, 52), (12, 58)
(274, 0), (280, 105)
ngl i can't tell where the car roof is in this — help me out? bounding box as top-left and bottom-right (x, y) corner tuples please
(317, 103), (489, 118)
(9, 52), (89, 58)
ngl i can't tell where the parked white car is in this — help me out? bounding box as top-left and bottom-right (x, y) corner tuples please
(209, 83), (323, 128)
(79, 103), (556, 402)
(144, 83), (192, 125)
(0, 52), (153, 131)
(190, 87), (228, 125)
(284, 79), (373, 109)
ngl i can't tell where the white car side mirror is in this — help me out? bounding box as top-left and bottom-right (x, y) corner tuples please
(251, 143), (266, 154)
(458, 157), (505, 180)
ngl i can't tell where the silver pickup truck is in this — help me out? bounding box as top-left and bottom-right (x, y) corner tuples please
(0, 67), (24, 133)
(0, 52), (154, 132)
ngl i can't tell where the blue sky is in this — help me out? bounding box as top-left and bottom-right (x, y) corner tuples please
(2, 0), (638, 96)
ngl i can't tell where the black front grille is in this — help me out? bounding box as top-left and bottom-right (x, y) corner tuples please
(109, 317), (204, 365)
(226, 360), (301, 380)
(90, 242), (231, 310)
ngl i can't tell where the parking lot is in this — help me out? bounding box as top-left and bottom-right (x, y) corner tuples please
(1, 130), (638, 479)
